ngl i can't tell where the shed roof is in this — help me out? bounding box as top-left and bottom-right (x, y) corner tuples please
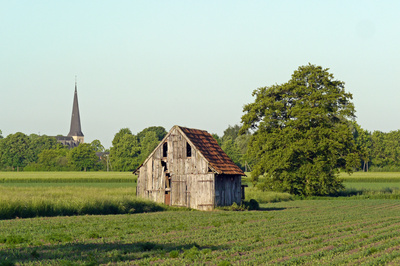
(177, 126), (245, 176)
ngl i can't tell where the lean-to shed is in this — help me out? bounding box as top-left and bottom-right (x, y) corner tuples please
(134, 125), (245, 211)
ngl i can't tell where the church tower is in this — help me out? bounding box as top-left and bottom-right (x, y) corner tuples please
(67, 81), (84, 144)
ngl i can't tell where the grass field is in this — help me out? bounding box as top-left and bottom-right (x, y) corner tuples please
(1, 171), (400, 220)
(2, 199), (400, 265)
(340, 171), (400, 183)
(343, 182), (400, 190)
(1, 171), (400, 264)
(0, 172), (162, 220)
(0, 171), (136, 183)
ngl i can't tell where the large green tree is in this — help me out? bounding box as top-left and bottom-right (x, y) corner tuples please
(68, 143), (99, 171)
(212, 124), (251, 170)
(29, 134), (59, 163)
(136, 126), (167, 142)
(222, 125), (241, 142)
(36, 148), (69, 171)
(138, 131), (159, 164)
(221, 136), (242, 167)
(240, 64), (359, 196)
(90, 139), (105, 152)
(0, 132), (31, 171)
(110, 128), (141, 171)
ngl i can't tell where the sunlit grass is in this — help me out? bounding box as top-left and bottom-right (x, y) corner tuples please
(245, 187), (293, 203)
(0, 171), (137, 183)
(0, 185), (166, 219)
(339, 172), (400, 182)
(0, 182), (135, 188)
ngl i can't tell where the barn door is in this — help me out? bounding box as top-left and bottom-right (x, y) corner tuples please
(171, 175), (187, 207)
(165, 172), (171, 205)
(162, 165), (171, 206)
(196, 174), (214, 210)
(165, 191), (171, 205)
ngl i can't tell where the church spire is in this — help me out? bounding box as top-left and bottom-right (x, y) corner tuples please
(67, 80), (84, 141)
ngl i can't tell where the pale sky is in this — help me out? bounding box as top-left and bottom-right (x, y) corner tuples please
(1, 1), (399, 148)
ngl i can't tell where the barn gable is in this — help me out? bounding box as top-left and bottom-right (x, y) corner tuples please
(135, 125), (244, 210)
(178, 127), (244, 175)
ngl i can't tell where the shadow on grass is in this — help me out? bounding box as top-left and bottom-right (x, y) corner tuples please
(257, 207), (288, 211)
(0, 241), (227, 265)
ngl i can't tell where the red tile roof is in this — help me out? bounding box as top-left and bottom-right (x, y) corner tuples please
(178, 126), (245, 176)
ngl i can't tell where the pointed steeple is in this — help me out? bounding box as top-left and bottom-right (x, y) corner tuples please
(67, 81), (84, 139)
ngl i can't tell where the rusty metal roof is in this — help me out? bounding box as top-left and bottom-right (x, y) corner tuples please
(178, 126), (245, 176)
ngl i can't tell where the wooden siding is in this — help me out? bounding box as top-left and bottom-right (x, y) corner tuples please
(136, 126), (242, 210)
(215, 174), (242, 206)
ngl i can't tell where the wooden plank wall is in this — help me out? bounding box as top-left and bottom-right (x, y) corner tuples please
(137, 127), (240, 210)
(215, 174), (242, 206)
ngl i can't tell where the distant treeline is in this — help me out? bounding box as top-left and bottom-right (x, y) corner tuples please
(0, 124), (399, 172)
(352, 123), (400, 172)
(0, 132), (105, 171)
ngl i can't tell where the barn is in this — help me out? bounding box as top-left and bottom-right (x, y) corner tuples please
(134, 125), (245, 211)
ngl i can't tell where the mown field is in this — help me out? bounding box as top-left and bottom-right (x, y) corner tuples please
(1, 171), (400, 265)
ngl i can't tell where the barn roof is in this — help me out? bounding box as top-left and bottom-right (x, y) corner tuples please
(177, 126), (245, 176)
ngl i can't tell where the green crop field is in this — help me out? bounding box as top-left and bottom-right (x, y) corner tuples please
(344, 182), (400, 191)
(340, 171), (400, 183)
(2, 171), (400, 264)
(340, 171), (400, 198)
(1, 200), (400, 265)
(0, 171), (136, 183)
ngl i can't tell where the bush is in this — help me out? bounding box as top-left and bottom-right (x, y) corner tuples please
(244, 199), (260, 210)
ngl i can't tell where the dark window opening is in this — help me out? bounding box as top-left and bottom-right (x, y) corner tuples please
(186, 143), (192, 157)
(163, 142), (168, 157)
(161, 161), (168, 171)
(165, 173), (171, 188)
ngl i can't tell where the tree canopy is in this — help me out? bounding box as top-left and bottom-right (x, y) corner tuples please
(0, 132), (31, 171)
(138, 131), (159, 164)
(109, 128), (141, 171)
(240, 64), (359, 196)
(136, 126), (167, 143)
(68, 143), (99, 171)
(90, 139), (105, 152)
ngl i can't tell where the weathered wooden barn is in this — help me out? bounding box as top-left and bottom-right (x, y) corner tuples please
(134, 125), (245, 210)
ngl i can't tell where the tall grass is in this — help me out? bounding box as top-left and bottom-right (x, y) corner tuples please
(0, 186), (169, 220)
(245, 187), (293, 203)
